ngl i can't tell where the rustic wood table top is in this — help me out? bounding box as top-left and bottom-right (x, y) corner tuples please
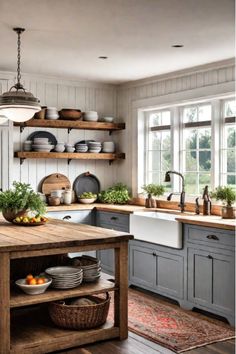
(0, 218), (133, 253)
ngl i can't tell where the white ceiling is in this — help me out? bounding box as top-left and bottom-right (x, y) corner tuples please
(0, 0), (234, 84)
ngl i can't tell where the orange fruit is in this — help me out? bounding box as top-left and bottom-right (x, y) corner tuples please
(36, 278), (45, 285)
(29, 278), (37, 285)
(26, 274), (34, 284)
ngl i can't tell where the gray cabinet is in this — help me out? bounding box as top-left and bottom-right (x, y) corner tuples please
(96, 211), (129, 274)
(129, 240), (184, 301)
(184, 224), (235, 326)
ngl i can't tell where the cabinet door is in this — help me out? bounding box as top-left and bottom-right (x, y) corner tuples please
(96, 212), (129, 275)
(188, 248), (235, 315)
(129, 244), (156, 289)
(155, 250), (184, 299)
(47, 210), (93, 225)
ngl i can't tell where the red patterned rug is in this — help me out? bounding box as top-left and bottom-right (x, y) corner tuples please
(108, 288), (235, 353)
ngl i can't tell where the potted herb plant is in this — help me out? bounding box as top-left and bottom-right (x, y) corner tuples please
(142, 184), (165, 208)
(211, 186), (236, 219)
(0, 181), (46, 222)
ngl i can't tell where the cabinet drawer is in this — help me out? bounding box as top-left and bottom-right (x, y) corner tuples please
(185, 224), (235, 250)
(96, 211), (129, 232)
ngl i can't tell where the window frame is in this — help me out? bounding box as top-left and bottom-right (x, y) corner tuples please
(139, 95), (235, 198)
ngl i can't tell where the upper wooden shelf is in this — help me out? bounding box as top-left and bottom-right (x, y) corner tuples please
(14, 119), (125, 134)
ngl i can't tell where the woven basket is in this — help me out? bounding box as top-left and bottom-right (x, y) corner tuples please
(49, 293), (110, 330)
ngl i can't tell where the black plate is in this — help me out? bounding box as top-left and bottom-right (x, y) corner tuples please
(27, 131), (57, 146)
(73, 172), (100, 198)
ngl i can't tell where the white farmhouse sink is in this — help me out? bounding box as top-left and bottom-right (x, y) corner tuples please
(130, 211), (182, 249)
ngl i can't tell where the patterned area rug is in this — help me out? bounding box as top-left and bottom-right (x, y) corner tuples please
(108, 288), (235, 353)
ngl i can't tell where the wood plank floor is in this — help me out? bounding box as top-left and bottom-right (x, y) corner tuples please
(55, 332), (235, 354)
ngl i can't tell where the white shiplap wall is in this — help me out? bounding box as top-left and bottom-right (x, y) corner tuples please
(116, 59), (235, 194)
(0, 73), (121, 191)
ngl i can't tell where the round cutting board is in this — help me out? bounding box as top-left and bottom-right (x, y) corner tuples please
(42, 173), (71, 195)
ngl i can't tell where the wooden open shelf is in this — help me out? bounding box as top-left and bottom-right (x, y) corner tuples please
(14, 151), (125, 165)
(10, 278), (117, 308)
(14, 119), (125, 134)
(11, 306), (118, 353)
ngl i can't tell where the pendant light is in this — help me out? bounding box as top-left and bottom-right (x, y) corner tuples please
(0, 28), (41, 122)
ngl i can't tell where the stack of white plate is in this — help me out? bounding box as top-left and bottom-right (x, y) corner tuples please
(88, 141), (102, 153)
(75, 143), (88, 153)
(71, 256), (101, 283)
(32, 138), (54, 152)
(45, 266), (83, 289)
(83, 111), (98, 122)
(102, 141), (115, 153)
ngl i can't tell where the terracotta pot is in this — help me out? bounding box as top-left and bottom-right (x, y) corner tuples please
(221, 206), (236, 219)
(2, 209), (27, 222)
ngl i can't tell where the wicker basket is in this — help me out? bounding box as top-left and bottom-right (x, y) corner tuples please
(49, 293), (110, 330)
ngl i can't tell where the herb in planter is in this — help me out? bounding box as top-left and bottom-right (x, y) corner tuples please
(210, 185), (236, 206)
(0, 181), (46, 221)
(98, 183), (130, 204)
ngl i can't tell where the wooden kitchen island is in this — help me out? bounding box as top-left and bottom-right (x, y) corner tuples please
(0, 219), (133, 354)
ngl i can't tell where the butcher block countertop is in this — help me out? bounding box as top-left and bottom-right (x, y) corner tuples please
(0, 218), (133, 253)
(47, 203), (235, 231)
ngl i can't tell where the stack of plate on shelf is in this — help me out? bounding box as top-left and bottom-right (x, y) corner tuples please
(75, 143), (88, 153)
(88, 141), (102, 153)
(71, 255), (101, 283)
(32, 138), (54, 152)
(45, 266), (83, 289)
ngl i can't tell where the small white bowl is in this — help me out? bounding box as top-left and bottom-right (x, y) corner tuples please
(78, 197), (97, 204)
(103, 117), (114, 123)
(15, 278), (52, 295)
(66, 147), (75, 153)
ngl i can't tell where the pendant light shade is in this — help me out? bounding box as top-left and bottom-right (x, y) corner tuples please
(0, 28), (41, 122)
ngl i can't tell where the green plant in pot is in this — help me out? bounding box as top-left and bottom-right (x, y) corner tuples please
(210, 186), (236, 219)
(0, 181), (46, 222)
(142, 184), (165, 208)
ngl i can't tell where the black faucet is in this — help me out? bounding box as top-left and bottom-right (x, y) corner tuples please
(164, 171), (186, 213)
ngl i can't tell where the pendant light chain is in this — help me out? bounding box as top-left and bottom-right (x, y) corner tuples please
(14, 28), (25, 91)
(17, 30), (21, 87)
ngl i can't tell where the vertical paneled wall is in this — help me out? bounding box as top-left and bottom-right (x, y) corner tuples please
(0, 74), (121, 191)
(116, 60), (235, 193)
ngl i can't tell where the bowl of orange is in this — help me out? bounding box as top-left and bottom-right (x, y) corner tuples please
(15, 274), (52, 295)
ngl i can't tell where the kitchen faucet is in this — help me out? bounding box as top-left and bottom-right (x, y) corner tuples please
(164, 171), (186, 213)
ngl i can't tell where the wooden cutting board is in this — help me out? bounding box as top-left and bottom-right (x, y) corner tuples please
(41, 173), (71, 195)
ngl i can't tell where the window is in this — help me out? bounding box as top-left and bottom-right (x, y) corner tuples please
(221, 99), (236, 188)
(182, 104), (212, 195)
(141, 95), (235, 198)
(145, 110), (171, 187)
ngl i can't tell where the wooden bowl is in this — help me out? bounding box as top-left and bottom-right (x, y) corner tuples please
(59, 109), (82, 120)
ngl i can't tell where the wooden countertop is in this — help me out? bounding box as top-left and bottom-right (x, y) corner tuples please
(47, 203), (235, 230)
(0, 219), (133, 253)
(175, 214), (235, 231)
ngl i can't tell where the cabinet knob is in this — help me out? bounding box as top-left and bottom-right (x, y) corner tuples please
(62, 215), (71, 220)
(152, 252), (157, 256)
(111, 216), (118, 221)
(207, 255), (213, 259)
(206, 234), (219, 241)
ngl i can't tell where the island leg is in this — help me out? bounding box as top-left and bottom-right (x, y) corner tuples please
(0, 252), (10, 354)
(114, 241), (129, 340)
